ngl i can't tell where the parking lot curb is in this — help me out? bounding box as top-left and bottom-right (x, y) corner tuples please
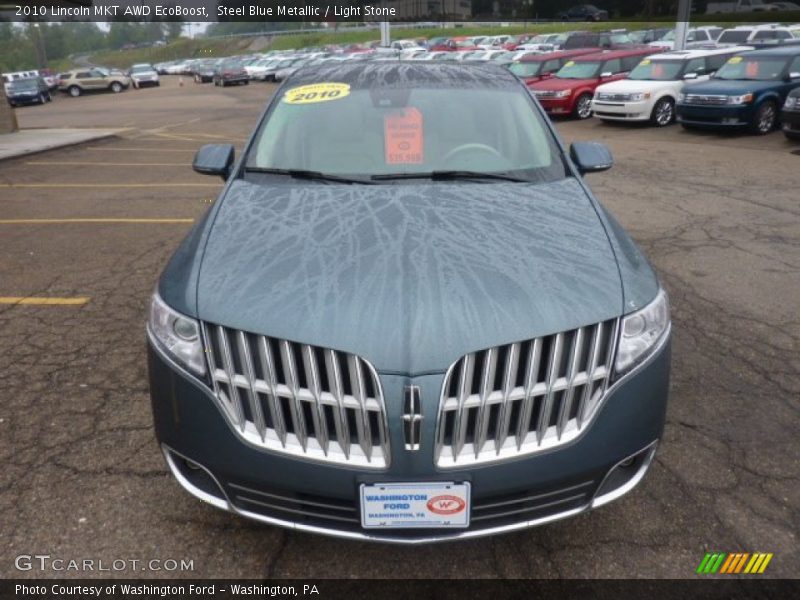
(0, 127), (132, 162)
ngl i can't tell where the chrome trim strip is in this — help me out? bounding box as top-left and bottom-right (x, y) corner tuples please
(591, 440), (658, 509)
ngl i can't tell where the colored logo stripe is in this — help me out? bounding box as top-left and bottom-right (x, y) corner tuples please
(697, 552), (773, 574)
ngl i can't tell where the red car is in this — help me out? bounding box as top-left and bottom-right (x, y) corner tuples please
(508, 48), (601, 87)
(430, 36), (480, 52)
(528, 48), (657, 119)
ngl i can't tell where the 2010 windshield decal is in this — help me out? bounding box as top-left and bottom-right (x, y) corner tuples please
(283, 83), (351, 104)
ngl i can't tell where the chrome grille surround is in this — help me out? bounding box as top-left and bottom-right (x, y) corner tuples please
(683, 94), (728, 106)
(533, 90), (559, 98)
(435, 320), (618, 468)
(202, 323), (390, 469)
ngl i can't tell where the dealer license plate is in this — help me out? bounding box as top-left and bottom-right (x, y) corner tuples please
(360, 482), (470, 529)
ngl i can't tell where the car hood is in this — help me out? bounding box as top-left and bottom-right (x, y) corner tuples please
(532, 77), (598, 91)
(596, 79), (679, 94)
(196, 179), (623, 374)
(683, 79), (782, 95)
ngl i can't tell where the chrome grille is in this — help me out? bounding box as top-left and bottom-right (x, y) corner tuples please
(595, 92), (629, 102)
(533, 90), (558, 98)
(435, 320), (618, 468)
(683, 94), (728, 106)
(202, 323), (390, 468)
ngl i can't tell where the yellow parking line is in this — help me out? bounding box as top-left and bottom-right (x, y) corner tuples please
(0, 183), (219, 188)
(0, 296), (90, 305)
(26, 161), (191, 167)
(0, 218), (195, 224)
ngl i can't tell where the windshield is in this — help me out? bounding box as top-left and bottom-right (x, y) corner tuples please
(714, 56), (788, 81)
(718, 30), (751, 44)
(556, 60), (601, 79)
(131, 65), (153, 73)
(509, 61), (543, 77)
(245, 82), (566, 182)
(628, 59), (684, 80)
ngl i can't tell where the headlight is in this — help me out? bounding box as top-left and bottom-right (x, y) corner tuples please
(727, 93), (753, 105)
(148, 292), (206, 376)
(554, 89), (572, 98)
(627, 92), (650, 102)
(785, 96), (797, 109)
(615, 289), (670, 375)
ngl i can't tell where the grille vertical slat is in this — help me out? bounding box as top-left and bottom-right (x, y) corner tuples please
(348, 355), (372, 462)
(202, 323), (389, 469)
(280, 340), (308, 451)
(474, 348), (497, 457)
(436, 319), (618, 468)
(302, 344), (329, 455)
(218, 325), (246, 431)
(495, 342), (520, 452)
(325, 348), (350, 459)
(238, 331), (267, 441)
(536, 332), (564, 444)
(557, 327), (584, 439)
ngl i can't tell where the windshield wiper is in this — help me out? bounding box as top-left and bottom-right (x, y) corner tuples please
(244, 167), (374, 185)
(372, 170), (530, 183)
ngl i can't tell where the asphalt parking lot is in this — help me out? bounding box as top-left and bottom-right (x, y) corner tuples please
(1, 76), (798, 579)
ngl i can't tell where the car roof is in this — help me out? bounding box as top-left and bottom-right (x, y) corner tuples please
(650, 46), (754, 59)
(573, 48), (656, 61)
(520, 48), (600, 62)
(740, 45), (800, 57)
(287, 61), (519, 89)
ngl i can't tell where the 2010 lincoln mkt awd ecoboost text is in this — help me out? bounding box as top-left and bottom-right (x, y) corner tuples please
(146, 62), (671, 543)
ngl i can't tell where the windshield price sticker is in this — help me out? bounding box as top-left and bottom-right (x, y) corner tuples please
(729, 57), (743, 64)
(640, 59), (651, 66)
(564, 61), (575, 67)
(283, 83), (350, 104)
(384, 107), (424, 165)
(361, 482), (470, 528)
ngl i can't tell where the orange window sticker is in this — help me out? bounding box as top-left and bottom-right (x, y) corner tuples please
(745, 61), (759, 78)
(384, 107), (424, 165)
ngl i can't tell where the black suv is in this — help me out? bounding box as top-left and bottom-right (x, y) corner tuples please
(5, 77), (51, 106)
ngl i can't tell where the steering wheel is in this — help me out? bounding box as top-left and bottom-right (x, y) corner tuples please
(442, 143), (504, 166)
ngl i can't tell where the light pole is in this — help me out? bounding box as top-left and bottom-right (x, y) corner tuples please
(31, 23), (48, 69)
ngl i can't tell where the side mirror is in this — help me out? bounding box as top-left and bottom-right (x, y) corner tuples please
(683, 72), (699, 80)
(570, 142), (614, 175)
(788, 71), (800, 81)
(600, 71), (613, 78)
(193, 144), (235, 180)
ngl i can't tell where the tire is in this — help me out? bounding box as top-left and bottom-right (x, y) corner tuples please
(38, 93), (46, 104)
(195, 74), (201, 83)
(650, 97), (675, 127)
(110, 82), (123, 93)
(243, 80), (249, 85)
(573, 93), (593, 120)
(46, 92), (52, 102)
(750, 101), (776, 135)
(69, 86), (81, 97)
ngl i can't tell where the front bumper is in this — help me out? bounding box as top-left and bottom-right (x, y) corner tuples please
(148, 332), (670, 543)
(781, 108), (800, 134)
(676, 104), (753, 128)
(592, 99), (651, 122)
(7, 94), (41, 106)
(535, 96), (574, 115)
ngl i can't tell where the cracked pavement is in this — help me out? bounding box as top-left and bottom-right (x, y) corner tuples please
(0, 78), (797, 579)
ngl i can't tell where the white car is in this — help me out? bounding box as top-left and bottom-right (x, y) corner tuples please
(129, 63), (160, 88)
(716, 24), (796, 45)
(592, 46), (754, 126)
(649, 27), (724, 50)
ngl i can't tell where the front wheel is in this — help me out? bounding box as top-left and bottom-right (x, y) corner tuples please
(750, 101), (776, 135)
(650, 97), (675, 127)
(573, 93), (593, 120)
(69, 86), (81, 97)
(110, 82), (123, 93)
(38, 93), (46, 104)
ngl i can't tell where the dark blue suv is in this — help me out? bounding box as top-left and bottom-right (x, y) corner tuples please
(676, 46), (800, 134)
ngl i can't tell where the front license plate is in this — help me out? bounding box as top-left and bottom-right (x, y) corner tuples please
(360, 482), (470, 529)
